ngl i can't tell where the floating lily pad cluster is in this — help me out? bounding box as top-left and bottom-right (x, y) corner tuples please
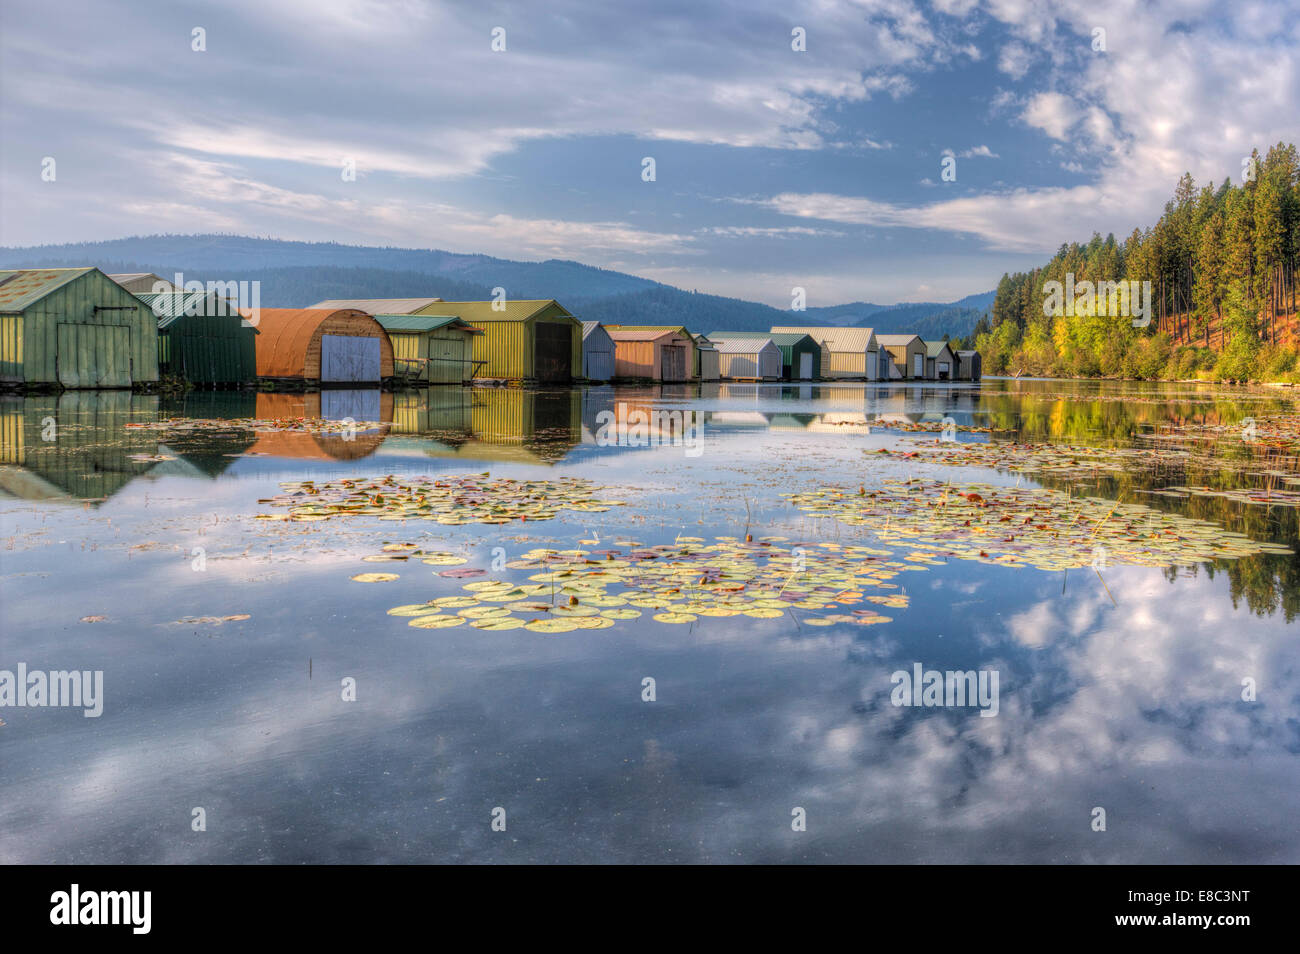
(257, 473), (626, 525)
(362, 538), (926, 633)
(784, 480), (1292, 570)
(871, 441), (1173, 478)
(876, 420), (1008, 435)
(126, 417), (385, 434)
(872, 440), (1300, 507)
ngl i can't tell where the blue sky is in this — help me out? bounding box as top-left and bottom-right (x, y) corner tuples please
(2, 0), (1297, 305)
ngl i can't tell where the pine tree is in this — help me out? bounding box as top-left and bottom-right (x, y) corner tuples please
(1193, 210), (1224, 345)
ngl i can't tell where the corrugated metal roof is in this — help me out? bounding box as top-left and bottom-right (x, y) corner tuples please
(924, 340), (955, 357)
(109, 273), (175, 293)
(875, 333), (923, 346)
(708, 331), (815, 348)
(605, 324), (696, 341)
(310, 297), (444, 313)
(607, 328), (677, 342)
(424, 299), (575, 323)
(771, 325), (877, 351)
(710, 336), (776, 354)
(137, 290), (246, 329)
(0, 267), (95, 311)
(372, 314), (481, 333)
(581, 321), (607, 339)
(955, 350), (978, 357)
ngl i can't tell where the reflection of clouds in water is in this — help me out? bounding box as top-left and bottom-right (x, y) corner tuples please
(772, 570), (1299, 861)
(3, 563), (1297, 863)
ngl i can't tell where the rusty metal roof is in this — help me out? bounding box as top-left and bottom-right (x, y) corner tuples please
(0, 267), (96, 311)
(604, 323), (697, 341)
(243, 308), (380, 377)
(606, 328), (680, 342)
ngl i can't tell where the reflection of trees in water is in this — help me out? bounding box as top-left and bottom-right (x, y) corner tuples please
(1017, 459), (1299, 622)
(969, 390), (1292, 443)
(940, 386), (1300, 620)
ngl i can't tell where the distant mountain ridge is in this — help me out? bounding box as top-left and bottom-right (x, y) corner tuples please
(0, 234), (992, 338)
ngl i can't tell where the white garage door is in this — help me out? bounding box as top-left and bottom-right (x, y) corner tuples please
(321, 334), (381, 382)
(912, 353), (924, 378)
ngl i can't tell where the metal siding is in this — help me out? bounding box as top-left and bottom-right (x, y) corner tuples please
(822, 351), (865, 376)
(0, 315), (21, 383)
(57, 324), (131, 388)
(472, 320), (531, 379)
(719, 346), (778, 378)
(13, 270), (159, 386)
(788, 338), (821, 378)
(427, 327), (472, 383)
(390, 331), (421, 362)
(169, 310), (257, 384)
(583, 333), (615, 381)
(612, 339), (656, 378)
(698, 348), (720, 381)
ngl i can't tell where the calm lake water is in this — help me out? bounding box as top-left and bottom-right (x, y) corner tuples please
(2, 379), (1298, 864)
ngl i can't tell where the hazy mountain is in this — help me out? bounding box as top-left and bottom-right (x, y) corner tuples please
(0, 234), (991, 339)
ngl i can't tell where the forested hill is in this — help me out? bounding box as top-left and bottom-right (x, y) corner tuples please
(979, 141), (1299, 382)
(0, 234), (990, 339)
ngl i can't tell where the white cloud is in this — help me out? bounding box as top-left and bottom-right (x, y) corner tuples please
(997, 41), (1034, 79)
(1022, 91), (1080, 140)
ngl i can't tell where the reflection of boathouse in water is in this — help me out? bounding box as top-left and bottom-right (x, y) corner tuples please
(390, 388), (580, 465)
(244, 392), (392, 461)
(0, 392), (255, 503)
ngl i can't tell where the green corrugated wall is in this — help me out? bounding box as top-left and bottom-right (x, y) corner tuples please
(2, 271), (159, 386)
(163, 310), (257, 384)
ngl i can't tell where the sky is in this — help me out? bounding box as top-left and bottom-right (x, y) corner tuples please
(1, 0), (1297, 306)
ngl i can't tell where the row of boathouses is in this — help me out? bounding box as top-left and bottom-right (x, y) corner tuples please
(0, 266), (980, 389)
